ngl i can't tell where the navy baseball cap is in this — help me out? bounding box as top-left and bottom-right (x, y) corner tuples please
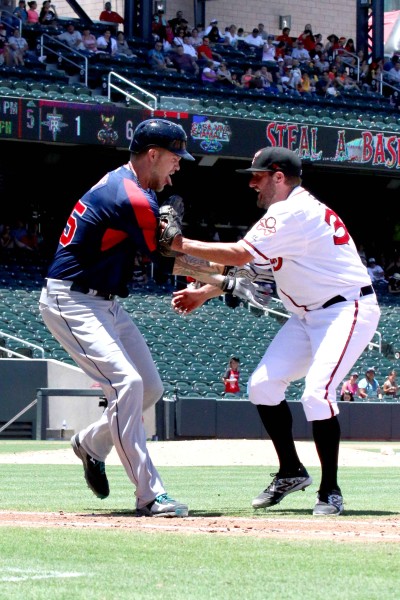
(236, 147), (302, 177)
(130, 119), (194, 160)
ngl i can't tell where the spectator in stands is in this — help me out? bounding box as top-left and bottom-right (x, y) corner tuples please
(1, 0), (19, 35)
(147, 40), (176, 71)
(13, 0), (28, 23)
(341, 372), (359, 398)
(249, 69), (265, 90)
(207, 24), (224, 44)
(309, 42), (324, 61)
(241, 66), (254, 87)
(27, 0), (39, 24)
(222, 357), (241, 396)
(297, 26), (315, 52)
(152, 8), (167, 41)
(96, 28), (117, 56)
(298, 70), (317, 96)
(313, 50), (330, 73)
(230, 71), (243, 88)
(276, 26), (293, 51)
(181, 34), (197, 58)
(57, 22), (85, 51)
(358, 367), (382, 401)
(39, 0), (58, 28)
(387, 61), (400, 86)
(388, 272), (400, 294)
(168, 10), (185, 36)
(116, 31), (134, 58)
(197, 35), (221, 66)
(216, 61), (235, 86)
(99, 1), (124, 25)
(257, 22), (268, 41)
(344, 38), (356, 56)
(367, 257), (388, 289)
(172, 26), (185, 49)
(385, 254), (400, 279)
(201, 59), (218, 84)
(340, 391), (354, 402)
(275, 40), (287, 61)
(170, 45), (199, 76)
(314, 33), (323, 46)
(0, 225), (15, 249)
(243, 27), (264, 53)
(81, 27), (98, 54)
(325, 77), (341, 97)
(259, 65), (277, 91)
(204, 18), (223, 39)
(325, 33), (340, 58)
(261, 35), (276, 63)
(224, 24), (238, 48)
(7, 26), (29, 65)
(291, 39), (311, 64)
(0, 24), (10, 65)
(383, 370), (398, 398)
(188, 27), (202, 48)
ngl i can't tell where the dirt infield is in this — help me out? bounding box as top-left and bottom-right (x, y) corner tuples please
(0, 440), (399, 541)
(0, 510), (399, 542)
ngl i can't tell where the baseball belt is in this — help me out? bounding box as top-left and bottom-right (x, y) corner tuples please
(322, 285), (374, 309)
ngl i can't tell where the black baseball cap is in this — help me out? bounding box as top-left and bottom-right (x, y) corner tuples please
(236, 147), (302, 176)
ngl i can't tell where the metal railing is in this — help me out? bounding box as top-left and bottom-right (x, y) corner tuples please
(40, 33), (89, 87)
(332, 48), (360, 82)
(374, 73), (400, 99)
(0, 11), (22, 35)
(0, 330), (45, 359)
(107, 71), (157, 110)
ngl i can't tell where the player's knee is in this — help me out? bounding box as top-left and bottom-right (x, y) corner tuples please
(248, 372), (286, 405)
(143, 380), (164, 410)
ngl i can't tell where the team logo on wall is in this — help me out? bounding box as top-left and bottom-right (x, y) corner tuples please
(190, 116), (231, 153)
(41, 107), (68, 141)
(97, 114), (118, 145)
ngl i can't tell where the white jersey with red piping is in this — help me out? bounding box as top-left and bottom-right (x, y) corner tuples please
(239, 186), (372, 317)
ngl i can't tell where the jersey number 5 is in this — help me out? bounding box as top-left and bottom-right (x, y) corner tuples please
(324, 207), (350, 245)
(60, 200), (87, 246)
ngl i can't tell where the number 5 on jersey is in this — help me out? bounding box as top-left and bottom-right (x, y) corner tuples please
(60, 200), (87, 246)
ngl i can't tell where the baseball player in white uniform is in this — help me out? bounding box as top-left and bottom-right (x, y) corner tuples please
(169, 146), (380, 515)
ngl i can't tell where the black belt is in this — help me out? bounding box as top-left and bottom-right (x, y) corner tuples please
(322, 285), (374, 309)
(69, 282), (115, 300)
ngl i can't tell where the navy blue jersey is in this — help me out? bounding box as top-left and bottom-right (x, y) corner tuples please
(47, 164), (160, 296)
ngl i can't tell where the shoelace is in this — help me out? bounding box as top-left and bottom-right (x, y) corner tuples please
(155, 493), (175, 503)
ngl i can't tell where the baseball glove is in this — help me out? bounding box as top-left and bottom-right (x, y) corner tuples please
(221, 276), (272, 311)
(158, 195), (184, 257)
(223, 263), (275, 285)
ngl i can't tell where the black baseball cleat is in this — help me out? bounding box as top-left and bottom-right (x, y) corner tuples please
(313, 489), (344, 516)
(71, 434), (109, 499)
(252, 465), (313, 509)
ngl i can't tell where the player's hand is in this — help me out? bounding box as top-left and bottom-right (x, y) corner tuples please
(172, 287), (207, 314)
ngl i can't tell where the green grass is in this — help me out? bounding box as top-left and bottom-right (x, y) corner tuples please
(0, 464), (399, 516)
(0, 443), (399, 599)
(1, 528), (399, 600)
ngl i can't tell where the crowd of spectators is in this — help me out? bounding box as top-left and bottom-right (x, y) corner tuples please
(147, 12), (400, 100)
(1, 1), (400, 103)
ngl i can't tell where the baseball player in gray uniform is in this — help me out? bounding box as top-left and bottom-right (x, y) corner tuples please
(39, 119), (194, 517)
(169, 147), (380, 515)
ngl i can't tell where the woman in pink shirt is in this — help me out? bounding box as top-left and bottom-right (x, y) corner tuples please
(27, 0), (39, 23)
(341, 372), (359, 397)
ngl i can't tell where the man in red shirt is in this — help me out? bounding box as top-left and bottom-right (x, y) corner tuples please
(276, 26), (293, 50)
(197, 35), (222, 65)
(99, 1), (124, 25)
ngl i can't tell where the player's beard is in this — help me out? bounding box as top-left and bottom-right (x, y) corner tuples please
(257, 176), (277, 210)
